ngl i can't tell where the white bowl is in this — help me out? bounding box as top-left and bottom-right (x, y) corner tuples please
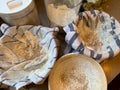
(0, 24), (59, 89)
(63, 10), (120, 62)
(49, 53), (107, 90)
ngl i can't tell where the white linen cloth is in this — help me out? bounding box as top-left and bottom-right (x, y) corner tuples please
(0, 24), (59, 90)
(63, 10), (120, 62)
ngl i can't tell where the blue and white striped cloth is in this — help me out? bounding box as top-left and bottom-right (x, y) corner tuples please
(0, 24), (59, 89)
(63, 10), (120, 62)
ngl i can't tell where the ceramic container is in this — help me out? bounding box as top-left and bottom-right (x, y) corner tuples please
(0, 0), (40, 26)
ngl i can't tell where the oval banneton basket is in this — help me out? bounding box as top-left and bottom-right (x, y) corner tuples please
(49, 53), (107, 90)
(0, 24), (59, 89)
(63, 10), (120, 62)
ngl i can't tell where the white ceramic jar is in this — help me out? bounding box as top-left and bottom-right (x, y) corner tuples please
(0, 0), (40, 26)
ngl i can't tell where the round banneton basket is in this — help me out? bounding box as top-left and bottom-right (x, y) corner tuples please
(49, 53), (107, 90)
(0, 24), (59, 89)
(63, 10), (120, 62)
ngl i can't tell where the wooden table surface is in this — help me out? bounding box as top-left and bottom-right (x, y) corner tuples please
(0, 0), (120, 90)
(99, 0), (120, 83)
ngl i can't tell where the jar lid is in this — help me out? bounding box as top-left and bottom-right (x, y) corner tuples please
(0, 0), (32, 14)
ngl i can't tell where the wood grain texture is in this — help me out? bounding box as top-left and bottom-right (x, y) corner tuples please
(100, 0), (120, 84)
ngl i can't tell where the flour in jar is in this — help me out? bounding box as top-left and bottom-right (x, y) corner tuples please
(46, 4), (78, 26)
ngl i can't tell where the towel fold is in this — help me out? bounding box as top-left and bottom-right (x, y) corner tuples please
(63, 10), (120, 62)
(0, 24), (59, 90)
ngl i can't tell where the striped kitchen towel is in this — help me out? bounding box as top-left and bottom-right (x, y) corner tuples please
(0, 24), (59, 90)
(63, 10), (120, 62)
